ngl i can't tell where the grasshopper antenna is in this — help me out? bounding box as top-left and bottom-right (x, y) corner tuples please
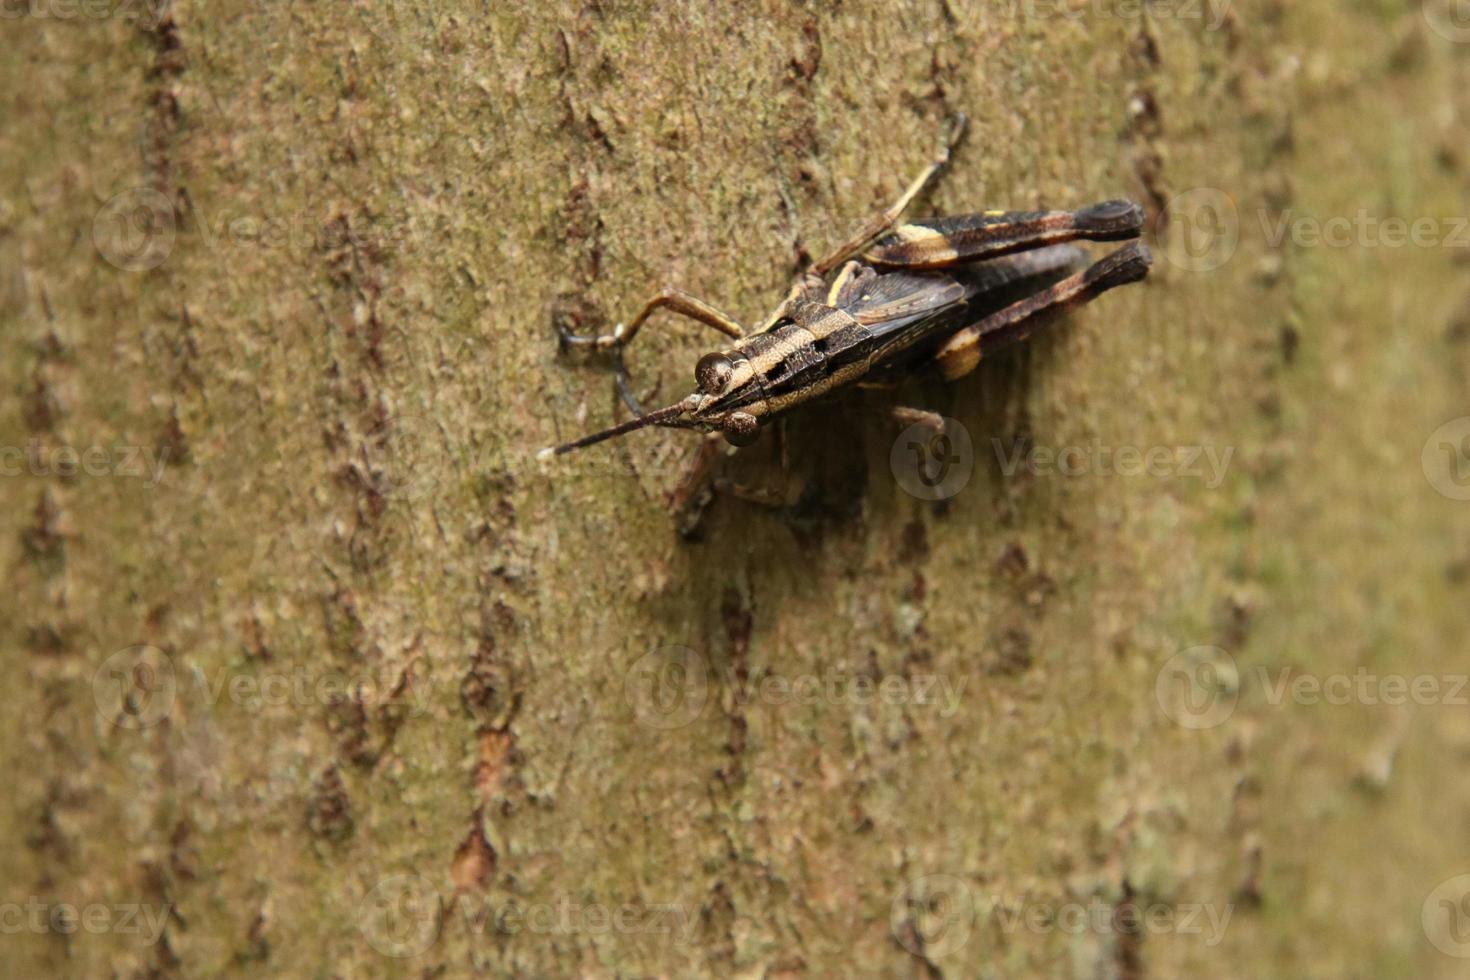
(537, 401), (691, 459)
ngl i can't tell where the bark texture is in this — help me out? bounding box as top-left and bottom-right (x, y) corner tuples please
(3, 0), (1470, 976)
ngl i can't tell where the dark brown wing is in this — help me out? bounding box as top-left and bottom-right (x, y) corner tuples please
(829, 245), (1087, 361)
(836, 269), (967, 326)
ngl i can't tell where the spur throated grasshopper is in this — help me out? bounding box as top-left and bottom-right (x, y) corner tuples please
(542, 115), (1151, 518)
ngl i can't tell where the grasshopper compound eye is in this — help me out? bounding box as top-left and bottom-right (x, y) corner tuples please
(694, 353), (734, 394)
(722, 412), (759, 447)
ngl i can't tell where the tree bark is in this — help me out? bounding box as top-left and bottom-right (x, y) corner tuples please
(4, 0), (1469, 976)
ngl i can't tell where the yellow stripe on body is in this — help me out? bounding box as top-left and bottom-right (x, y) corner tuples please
(742, 325), (816, 377)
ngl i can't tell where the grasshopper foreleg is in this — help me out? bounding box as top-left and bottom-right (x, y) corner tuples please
(558, 288), (746, 416)
(557, 287), (745, 352)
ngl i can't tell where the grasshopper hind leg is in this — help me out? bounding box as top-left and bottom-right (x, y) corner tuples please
(865, 201), (1146, 270)
(935, 241), (1153, 382)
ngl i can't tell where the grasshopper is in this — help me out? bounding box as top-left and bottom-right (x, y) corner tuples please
(543, 116), (1152, 520)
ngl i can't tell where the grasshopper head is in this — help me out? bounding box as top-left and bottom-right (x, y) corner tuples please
(691, 352), (760, 446)
(537, 350), (762, 458)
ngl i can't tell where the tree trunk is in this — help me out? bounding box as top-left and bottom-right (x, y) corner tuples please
(4, 0), (1469, 976)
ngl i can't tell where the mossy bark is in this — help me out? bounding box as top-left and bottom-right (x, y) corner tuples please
(3, 0), (1469, 976)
